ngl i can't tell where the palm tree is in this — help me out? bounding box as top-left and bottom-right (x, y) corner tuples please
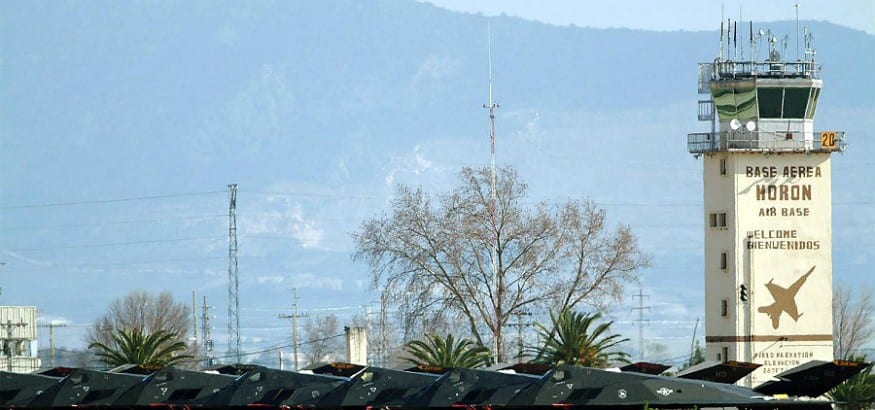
(403, 334), (492, 368)
(88, 328), (192, 367)
(828, 355), (875, 410)
(530, 309), (629, 367)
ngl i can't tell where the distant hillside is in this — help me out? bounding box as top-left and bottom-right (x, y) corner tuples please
(1, 1), (872, 362)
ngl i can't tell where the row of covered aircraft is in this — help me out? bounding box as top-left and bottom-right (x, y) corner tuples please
(0, 358), (868, 409)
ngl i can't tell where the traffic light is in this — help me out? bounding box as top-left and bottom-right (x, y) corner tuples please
(739, 284), (749, 302)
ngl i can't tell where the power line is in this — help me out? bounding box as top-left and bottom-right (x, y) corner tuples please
(199, 333), (346, 364)
(0, 190), (225, 210)
(8, 256), (225, 273)
(0, 214), (226, 232)
(6, 236), (224, 252)
(242, 190), (385, 202)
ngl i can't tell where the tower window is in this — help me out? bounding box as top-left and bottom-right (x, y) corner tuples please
(720, 252), (728, 270)
(709, 213), (727, 228)
(756, 87), (812, 119)
(721, 299), (728, 316)
(720, 158), (727, 175)
(722, 347), (729, 363)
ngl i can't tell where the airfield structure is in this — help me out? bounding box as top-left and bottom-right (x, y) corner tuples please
(688, 23), (844, 387)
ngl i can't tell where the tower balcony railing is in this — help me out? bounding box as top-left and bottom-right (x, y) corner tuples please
(687, 130), (845, 154)
(709, 60), (821, 80)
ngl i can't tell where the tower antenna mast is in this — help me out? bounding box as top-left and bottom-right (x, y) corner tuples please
(227, 184), (241, 363)
(483, 23), (501, 361)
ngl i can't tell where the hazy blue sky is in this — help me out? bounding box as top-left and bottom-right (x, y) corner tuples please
(0, 0), (871, 366)
(422, 0), (875, 34)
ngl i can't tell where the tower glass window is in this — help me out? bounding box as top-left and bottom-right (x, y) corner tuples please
(784, 88), (811, 118)
(757, 88), (783, 118)
(806, 88), (821, 119)
(756, 87), (813, 119)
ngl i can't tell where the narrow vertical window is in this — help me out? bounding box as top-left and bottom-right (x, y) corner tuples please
(720, 252), (728, 270)
(722, 347), (729, 363)
(718, 212), (727, 227)
(720, 158), (727, 175)
(710, 213), (718, 227)
(721, 299), (728, 316)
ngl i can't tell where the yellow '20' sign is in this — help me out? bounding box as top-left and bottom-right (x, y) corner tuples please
(820, 132), (837, 150)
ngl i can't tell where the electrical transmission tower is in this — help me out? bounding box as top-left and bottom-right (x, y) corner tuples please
(227, 184), (241, 363)
(632, 288), (650, 360)
(202, 296), (215, 367)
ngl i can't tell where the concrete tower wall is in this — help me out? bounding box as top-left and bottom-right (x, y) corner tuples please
(703, 153), (834, 386)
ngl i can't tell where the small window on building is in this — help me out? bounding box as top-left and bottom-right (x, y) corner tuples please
(720, 158), (727, 175)
(709, 213), (728, 228)
(720, 252), (727, 270)
(722, 347), (729, 363)
(721, 299), (728, 316)
(717, 352), (722, 361)
(708, 212), (726, 228)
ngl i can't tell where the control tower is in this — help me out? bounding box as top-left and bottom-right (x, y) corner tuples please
(687, 26), (844, 387)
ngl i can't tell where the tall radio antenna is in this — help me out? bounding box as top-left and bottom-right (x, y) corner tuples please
(227, 183), (241, 363)
(486, 24), (498, 182)
(483, 23), (501, 360)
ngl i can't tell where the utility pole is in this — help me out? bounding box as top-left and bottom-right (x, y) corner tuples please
(38, 321), (67, 368)
(192, 290), (199, 367)
(631, 288), (650, 360)
(278, 288), (307, 371)
(227, 183), (241, 363)
(2, 319), (27, 372)
(510, 310), (532, 361)
(379, 293), (388, 367)
(201, 296), (214, 367)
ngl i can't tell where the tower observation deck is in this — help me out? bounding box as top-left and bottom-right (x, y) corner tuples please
(689, 24), (845, 388)
(689, 34), (845, 155)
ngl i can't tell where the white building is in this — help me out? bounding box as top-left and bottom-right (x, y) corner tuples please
(687, 31), (843, 387)
(0, 306), (41, 373)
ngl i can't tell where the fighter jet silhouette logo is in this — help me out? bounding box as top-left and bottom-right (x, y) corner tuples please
(757, 266), (815, 329)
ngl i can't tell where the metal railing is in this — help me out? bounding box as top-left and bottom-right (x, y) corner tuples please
(687, 130), (845, 154)
(708, 60), (821, 80)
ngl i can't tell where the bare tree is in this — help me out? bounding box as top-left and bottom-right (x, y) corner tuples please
(834, 284), (874, 359)
(302, 314), (342, 365)
(353, 166), (649, 362)
(86, 290), (194, 367)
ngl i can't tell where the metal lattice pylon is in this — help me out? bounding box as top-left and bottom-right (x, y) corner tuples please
(227, 184), (240, 362)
